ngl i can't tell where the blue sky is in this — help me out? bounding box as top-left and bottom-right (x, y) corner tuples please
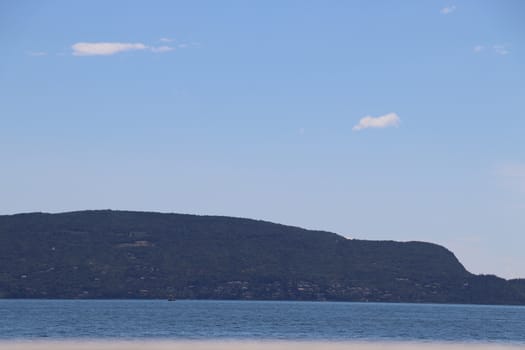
(1, 0), (524, 278)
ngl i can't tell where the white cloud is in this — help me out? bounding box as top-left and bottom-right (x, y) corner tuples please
(159, 38), (174, 43)
(440, 5), (456, 14)
(72, 42), (148, 56)
(27, 51), (47, 56)
(151, 46), (175, 53)
(352, 113), (401, 131)
(493, 45), (510, 55)
(473, 44), (510, 55)
(180, 42), (202, 49)
(473, 45), (485, 53)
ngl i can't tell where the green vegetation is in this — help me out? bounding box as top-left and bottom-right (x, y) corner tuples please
(1, 210), (524, 304)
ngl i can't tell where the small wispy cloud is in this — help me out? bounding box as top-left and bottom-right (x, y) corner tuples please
(493, 45), (510, 55)
(151, 46), (175, 53)
(159, 38), (174, 43)
(71, 41), (181, 56)
(473, 45), (485, 53)
(440, 5), (456, 14)
(178, 42), (201, 49)
(27, 51), (47, 56)
(474, 44), (510, 55)
(72, 42), (148, 56)
(352, 113), (401, 131)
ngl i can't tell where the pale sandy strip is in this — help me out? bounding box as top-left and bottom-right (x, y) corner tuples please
(0, 341), (524, 350)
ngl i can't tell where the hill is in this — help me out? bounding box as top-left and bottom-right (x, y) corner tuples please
(0, 210), (524, 304)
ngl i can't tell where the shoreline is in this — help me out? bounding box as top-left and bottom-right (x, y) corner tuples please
(1, 340), (524, 350)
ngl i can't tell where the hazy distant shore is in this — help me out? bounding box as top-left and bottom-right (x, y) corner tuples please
(1, 341), (524, 350)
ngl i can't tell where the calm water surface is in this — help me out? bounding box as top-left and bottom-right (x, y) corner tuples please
(0, 300), (524, 343)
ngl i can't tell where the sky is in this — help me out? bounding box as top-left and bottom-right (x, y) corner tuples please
(1, 0), (524, 279)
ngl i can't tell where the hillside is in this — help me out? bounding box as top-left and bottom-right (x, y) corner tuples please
(0, 210), (524, 304)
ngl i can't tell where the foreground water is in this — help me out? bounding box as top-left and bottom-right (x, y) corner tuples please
(0, 300), (524, 343)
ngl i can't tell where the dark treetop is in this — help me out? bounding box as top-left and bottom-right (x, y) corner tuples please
(1, 210), (524, 304)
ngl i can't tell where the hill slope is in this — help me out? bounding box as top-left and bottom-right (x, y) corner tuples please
(1, 210), (524, 304)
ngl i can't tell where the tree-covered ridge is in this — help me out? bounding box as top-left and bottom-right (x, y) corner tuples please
(1, 210), (524, 304)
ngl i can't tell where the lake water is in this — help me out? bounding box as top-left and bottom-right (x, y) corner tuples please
(0, 300), (524, 344)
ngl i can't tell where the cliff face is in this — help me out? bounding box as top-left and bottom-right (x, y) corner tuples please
(0, 210), (524, 304)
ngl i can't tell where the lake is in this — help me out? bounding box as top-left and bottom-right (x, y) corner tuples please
(0, 300), (524, 344)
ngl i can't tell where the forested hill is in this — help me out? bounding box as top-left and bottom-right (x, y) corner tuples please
(1, 210), (524, 305)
